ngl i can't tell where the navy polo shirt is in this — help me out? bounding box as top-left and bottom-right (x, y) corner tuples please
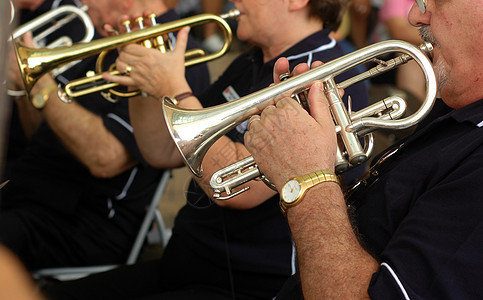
(351, 98), (483, 299)
(276, 99), (483, 300)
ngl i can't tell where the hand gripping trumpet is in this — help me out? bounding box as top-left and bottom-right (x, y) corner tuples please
(162, 40), (438, 200)
(61, 9), (239, 102)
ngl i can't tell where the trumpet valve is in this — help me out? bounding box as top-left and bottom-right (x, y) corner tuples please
(122, 19), (131, 33)
(148, 13), (157, 26)
(134, 17), (153, 48)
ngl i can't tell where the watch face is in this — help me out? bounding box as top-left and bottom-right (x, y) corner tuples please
(282, 179), (301, 203)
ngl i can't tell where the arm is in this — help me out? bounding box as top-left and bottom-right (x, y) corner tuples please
(105, 25), (277, 209)
(244, 60), (379, 298)
(8, 34), (137, 178)
(6, 35), (43, 137)
(348, 0), (372, 48)
(31, 75), (138, 178)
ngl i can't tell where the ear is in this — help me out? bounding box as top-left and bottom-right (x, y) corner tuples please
(288, 0), (310, 12)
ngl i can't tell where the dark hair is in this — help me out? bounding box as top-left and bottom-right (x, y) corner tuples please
(308, 0), (350, 31)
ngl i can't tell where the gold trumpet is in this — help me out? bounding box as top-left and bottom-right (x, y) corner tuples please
(162, 40), (438, 200)
(14, 9), (239, 101)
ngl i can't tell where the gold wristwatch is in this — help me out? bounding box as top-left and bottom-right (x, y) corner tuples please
(280, 170), (339, 216)
(31, 82), (57, 110)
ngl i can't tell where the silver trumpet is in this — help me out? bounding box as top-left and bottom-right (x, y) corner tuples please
(162, 40), (438, 200)
(10, 4), (95, 78)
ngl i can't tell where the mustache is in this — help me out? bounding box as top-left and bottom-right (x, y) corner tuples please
(419, 25), (439, 47)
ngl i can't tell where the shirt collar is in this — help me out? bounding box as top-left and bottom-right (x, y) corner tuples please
(449, 98), (483, 127)
(246, 29), (333, 68)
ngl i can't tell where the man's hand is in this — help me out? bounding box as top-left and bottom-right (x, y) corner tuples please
(102, 13), (191, 99)
(244, 59), (338, 190)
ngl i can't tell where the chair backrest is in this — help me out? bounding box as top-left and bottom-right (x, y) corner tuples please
(33, 169), (173, 281)
(126, 169), (172, 264)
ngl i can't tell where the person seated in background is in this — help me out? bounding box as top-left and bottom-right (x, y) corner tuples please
(244, 0), (483, 298)
(378, 0), (426, 103)
(1, 0), (209, 271)
(365, 0), (426, 104)
(43, 0), (368, 299)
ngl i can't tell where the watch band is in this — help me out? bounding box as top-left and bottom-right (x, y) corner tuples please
(280, 169), (339, 216)
(167, 91), (194, 106)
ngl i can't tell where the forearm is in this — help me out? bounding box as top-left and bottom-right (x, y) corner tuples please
(287, 183), (379, 299)
(128, 95), (186, 168)
(13, 96), (43, 138)
(35, 76), (137, 177)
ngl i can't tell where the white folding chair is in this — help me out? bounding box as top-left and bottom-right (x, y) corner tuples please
(33, 169), (173, 281)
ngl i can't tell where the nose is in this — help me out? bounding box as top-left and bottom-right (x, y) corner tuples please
(408, 2), (430, 27)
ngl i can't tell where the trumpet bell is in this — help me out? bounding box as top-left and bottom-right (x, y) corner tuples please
(163, 99), (231, 176)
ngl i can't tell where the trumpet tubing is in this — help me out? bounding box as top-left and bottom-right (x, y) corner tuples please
(11, 4), (94, 47)
(162, 40), (438, 200)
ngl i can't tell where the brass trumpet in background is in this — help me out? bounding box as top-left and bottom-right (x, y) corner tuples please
(10, 4), (95, 78)
(14, 9), (239, 101)
(162, 40), (438, 200)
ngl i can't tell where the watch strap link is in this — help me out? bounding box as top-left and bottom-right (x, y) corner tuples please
(280, 169), (339, 216)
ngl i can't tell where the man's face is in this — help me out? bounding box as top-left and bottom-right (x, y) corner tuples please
(81, 0), (124, 36)
(409, 0), (483, 108)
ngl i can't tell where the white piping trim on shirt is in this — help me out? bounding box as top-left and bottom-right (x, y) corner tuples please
(107, 113), (134, 133)
(52, 0), (62, 9)
(380, 262), (410, 300)
(477, 120), (483, 128)
(291, 240), (297, 275)
(115, 166), (138, 200)
(285, 38), (337, 67)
